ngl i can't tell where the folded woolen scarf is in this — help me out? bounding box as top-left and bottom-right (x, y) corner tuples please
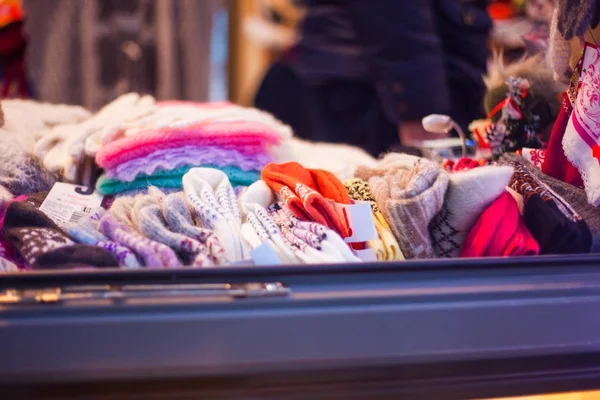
(97, 165), (261, 195)
(96, 120), (283, 170)
(106, 145), (273, 182)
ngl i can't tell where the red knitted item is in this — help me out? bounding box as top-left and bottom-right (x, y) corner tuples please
(460, 191), (540, 257)
(309, 168), (352, 205)
(541, 93), (584, 187)
(262, 162), (351, 237)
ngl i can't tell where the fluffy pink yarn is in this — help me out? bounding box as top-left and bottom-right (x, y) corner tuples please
(96, 120), (283, 170)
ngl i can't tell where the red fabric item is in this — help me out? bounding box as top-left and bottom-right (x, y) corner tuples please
(460, 191), (540, 257)
(262, 162), (351, 237)
(541, 93), (584, 187)
(261, 162), (312, 222)
(453, 158), (480, 172)
(309, 168), (352, 204)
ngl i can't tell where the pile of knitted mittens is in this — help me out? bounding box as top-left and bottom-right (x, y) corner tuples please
(239, 180), (360, 264)
(66, 185), (228, 268)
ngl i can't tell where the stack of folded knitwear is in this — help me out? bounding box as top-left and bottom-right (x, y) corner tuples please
(93, 101), (292, 196)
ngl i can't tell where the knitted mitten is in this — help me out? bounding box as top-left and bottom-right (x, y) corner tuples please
(183, 168), (249, 262)
(429, 166), (514, 258)
(161, 192), (227, 265)
(262, 162), (350, 237)
(99, 214), (180, 268)
(3, 196), (117, 269)
(131, 190), (213, 267)
(268, 202), (359, 263)
(65, 208), (142, 268)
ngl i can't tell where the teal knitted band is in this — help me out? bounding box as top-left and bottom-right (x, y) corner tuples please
(96, 165), (261, 195)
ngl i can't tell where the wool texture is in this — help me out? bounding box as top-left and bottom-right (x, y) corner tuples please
(461, 191), (540, 257)
(97, 165), (261, 196)
(267, 202), (359, 263)
(99, 213), (181, 268)
(183, 168), (249, 262)
(161, 191), (228, 265)
(95, 120), (283, 170)
(548, 8), (573, 81)
(3, 196), (118, 269)
(344, 178), (403, 261)
(130, 190), (214, 267)
(0, 132), (57, 198)
(502, 152), (599, 252)
(429, 165), (514, 258)
(556, 0), (596, 40)
(240, 180), (299, 264)
(501, 154), (592, 254)
(562, 46), (600, 205)
(65, 208), (142, 268)
(106, 145), (273, 182)
(34, 93), (156, 182)
(284, 137), (377, 181)
(355, 153), (449, 259)
(262, 162), (351, 237)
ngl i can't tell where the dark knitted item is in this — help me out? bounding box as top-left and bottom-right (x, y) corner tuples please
(2, 195), (117, 269)
(500, 154), (593, 254)
(557, 0), (597, 40)
(510, 153), (600, 253)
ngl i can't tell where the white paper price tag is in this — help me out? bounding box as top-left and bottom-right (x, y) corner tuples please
(39, 183), (104, 228)
(250, 241), (281, 266)
(333, 201), (378, 243)
(353, 248), (378, 262)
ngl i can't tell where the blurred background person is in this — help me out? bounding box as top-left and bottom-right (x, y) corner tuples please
(254, 0), (493, 156)
(22, 0), (224, 110)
